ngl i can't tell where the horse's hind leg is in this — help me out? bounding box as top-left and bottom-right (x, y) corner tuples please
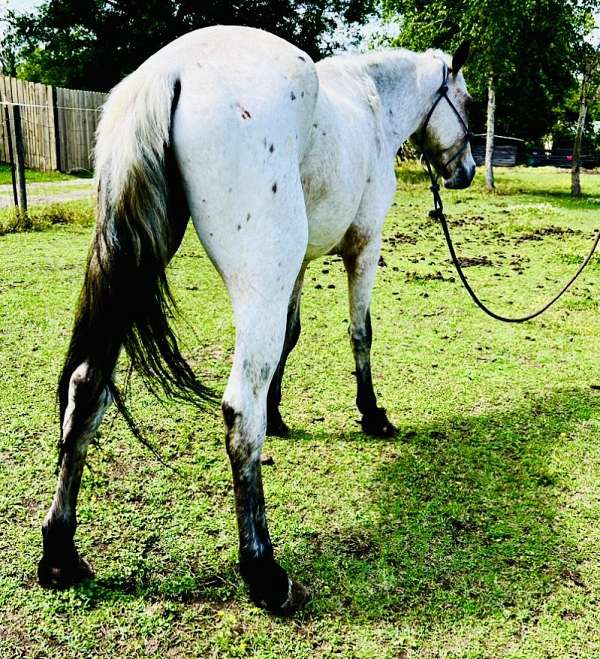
(194, 191), (309, 611)
(38, 362), (113, 588)
(266, 266), (305, 437)
(222, 281), (309, 613)
(343, 239), (397, 437)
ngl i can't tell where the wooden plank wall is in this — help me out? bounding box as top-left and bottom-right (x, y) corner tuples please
(0, 75), (106, 172)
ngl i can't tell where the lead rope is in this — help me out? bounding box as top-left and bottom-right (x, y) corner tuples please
(423, 156), (600, 323)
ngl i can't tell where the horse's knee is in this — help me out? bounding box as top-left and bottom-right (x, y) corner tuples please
(221, 400), (262, 467)
(61, 362), (112, 446)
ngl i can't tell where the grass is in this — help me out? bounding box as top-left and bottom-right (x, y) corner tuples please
(1, 165), (600, 657)
(0, 200), (95, 235)
(0, 164), (83, 185)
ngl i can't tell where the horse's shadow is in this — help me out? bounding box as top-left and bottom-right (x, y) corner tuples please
(71, 387), (596, 621)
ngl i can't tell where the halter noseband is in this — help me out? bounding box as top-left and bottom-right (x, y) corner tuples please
(419, 61), (472, 175)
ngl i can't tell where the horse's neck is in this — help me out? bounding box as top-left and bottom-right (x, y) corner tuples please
(363, 51), (439, 153)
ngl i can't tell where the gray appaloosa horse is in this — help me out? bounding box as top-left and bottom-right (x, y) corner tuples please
(38, 25), (475, 614)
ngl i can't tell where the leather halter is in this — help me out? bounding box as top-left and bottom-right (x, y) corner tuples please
(417, 61), (600, 323)
(419, 61), (472, 175)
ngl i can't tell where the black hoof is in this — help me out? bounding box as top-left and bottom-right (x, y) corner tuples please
(241, 556), (308, 615)
(251, 578), (310, 616)
(38, 552), (94, 589)
(361, 407), (398, 438)
(267, 414), (291, 437)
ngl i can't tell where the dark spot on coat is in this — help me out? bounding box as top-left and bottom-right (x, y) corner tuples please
(241, 109), (252, 119)
(313, 123), (318, 128)
(237, 224), (241, 231)
(222, 402), (240, 431)
(246, 213), (251, 222)
(290, 91), (296, 101)
(269, 144), (274, 153)
(298, 56), (306, 62)
(301, 91), (304, 98)
(366, 177), (371, 183)
(272, 182), (278, 194)
(322, 131), (326, 136)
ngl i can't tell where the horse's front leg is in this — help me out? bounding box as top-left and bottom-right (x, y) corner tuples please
(266, 266), (306, 437)
(343, 241), (397, 437)
(222, 294), (309, 614)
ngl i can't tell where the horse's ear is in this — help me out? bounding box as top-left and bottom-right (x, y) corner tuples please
(451, 41), (470, 76)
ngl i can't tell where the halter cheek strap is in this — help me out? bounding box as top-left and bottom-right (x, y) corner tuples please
(420, 62), (472, 172)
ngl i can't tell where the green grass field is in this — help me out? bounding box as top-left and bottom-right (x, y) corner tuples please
(0, 164), (81, 185)
(1, 166), (600, 657)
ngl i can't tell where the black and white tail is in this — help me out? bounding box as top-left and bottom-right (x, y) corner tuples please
(57, 66), (212, 464)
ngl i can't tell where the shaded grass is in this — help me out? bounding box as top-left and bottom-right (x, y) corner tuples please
(1, 165), (600, 657)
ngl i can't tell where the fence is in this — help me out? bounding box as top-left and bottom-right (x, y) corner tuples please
(0, 75), (107, 173)
(471, 134), (524, 167)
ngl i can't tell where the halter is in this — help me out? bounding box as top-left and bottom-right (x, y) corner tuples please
(417, 60), (600, 324)
(419, 61), (472, 176)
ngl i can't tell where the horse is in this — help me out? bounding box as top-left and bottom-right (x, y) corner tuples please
(37, 25), (476, 615)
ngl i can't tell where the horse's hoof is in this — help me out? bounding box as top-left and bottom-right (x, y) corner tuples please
(255, 579), (310, 616)
(361, 408), (398, 438)
(37, 553), (94, 589)
(267, 417), (291, 438)
(277, 579), (310, 615)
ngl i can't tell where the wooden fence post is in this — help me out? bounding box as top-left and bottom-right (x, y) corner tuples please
(49, 85), (60, 171)
(8, 104), (27, 213)
(4, 105), (18, 207)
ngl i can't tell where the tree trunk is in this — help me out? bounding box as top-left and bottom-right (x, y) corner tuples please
(485, 77), (496, 192)
(572, 70), (590, 197)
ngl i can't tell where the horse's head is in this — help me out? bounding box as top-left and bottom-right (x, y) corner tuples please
(415, 42), (476, 190)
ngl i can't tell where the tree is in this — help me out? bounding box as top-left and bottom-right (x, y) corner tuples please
(3, 0), (374, 91)
(0, 18), (20, 76)
(384, 0), (590, 190)
(571, 29), (600, 195)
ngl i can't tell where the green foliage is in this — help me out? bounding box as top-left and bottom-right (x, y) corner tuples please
(2, 166), (600, 655)
(4, 0), (375, 91)
(384, 0), (595, 142)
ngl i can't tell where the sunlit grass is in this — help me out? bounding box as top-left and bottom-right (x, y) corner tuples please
(1, 165), (599, 657)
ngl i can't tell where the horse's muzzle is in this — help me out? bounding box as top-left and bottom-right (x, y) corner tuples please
(444, 162), (476, 190)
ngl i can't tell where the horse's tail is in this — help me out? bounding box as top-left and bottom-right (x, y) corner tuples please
(57, 66), (212, 464)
